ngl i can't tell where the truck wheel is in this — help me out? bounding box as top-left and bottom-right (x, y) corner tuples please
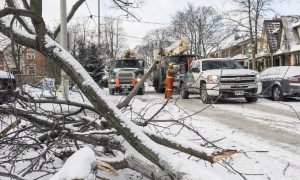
(180, 83), (189, 99)
(272, 86), (283, 101)
(154, 81), (164, 93)
(158, 85), (165, 93)
(109, 88), (115, 95)
(154, 81), (158, 92)
(200, 83), (211, 104)
(245, 96), (258, 103)
(138, 87), (145, 95)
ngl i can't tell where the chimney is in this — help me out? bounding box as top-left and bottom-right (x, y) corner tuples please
(234, 33), (240, 41)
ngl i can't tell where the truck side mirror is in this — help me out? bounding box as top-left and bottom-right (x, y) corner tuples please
(153, 63), (157, 71)
(107, 66), (111, 71)
(139, 60), (145, 68)
(191, 67), (199, 73)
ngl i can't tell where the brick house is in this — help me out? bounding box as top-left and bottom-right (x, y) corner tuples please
(21, 47), (46, 84)
(0, 39), (59, 85)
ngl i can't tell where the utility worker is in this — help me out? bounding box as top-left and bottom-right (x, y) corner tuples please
(165, 63), (178, 98)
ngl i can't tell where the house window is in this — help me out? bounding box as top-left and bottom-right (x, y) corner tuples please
(10, 68), (18, 75)
(295, 53), (300, 66)
(27, 65), (35, 75)
(27, 50), (35, 59)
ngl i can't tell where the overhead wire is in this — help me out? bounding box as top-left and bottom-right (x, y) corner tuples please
(85, 0), (97, 26)
(41, 1), (237, 45)
(92, 15), (171, 25)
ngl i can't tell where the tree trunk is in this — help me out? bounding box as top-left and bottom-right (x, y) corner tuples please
(117, 61), (155, 109)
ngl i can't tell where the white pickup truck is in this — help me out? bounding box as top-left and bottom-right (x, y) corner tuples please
(181, 58), (262, 103)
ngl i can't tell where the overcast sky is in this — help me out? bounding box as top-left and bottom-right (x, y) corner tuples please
(41, 0), (300, 49)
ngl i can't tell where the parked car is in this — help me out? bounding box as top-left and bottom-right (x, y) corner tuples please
(0, 71), (16, 104)
(260, 66), (300, 101)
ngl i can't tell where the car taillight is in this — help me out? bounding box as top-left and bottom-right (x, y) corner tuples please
(0, 83), (4, 90)
(287, 76), (300, 83)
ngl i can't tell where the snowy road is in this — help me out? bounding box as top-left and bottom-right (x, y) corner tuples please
(109, 87), (300, 180)
(176, 96), (300, 152)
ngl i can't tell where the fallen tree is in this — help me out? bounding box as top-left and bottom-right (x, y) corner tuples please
(0, 1), (237, 179)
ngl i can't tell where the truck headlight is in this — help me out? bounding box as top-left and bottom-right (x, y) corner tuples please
(136, 77), (141, 82)
(110, 79), (115, 83)
(207, 75), (219, 83)
(255, 74), (260, 82)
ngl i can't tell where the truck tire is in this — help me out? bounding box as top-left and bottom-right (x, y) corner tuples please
(200, 83), (211, 104)
(245, 96), (258, 103)
(158, 87), (165, 93)
(154, 80), (159, 92)
(109, 88), (115, 95)
(154, 81), (165, 93)
(180, 83), (189, 99)
(272, 86), (284, 101)
(137, 87), (145, 95)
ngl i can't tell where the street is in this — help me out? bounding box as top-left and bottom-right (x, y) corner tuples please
(109, 86), (300, 180)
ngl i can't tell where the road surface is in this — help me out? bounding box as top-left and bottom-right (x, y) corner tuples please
(110, 87), (300, 180)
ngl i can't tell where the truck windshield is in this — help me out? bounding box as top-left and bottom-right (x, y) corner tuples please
(169, 55), (197, 73)
(202, 60), (243, 70)
(115, 59), (139, 68)
(169, 55), (196, 64)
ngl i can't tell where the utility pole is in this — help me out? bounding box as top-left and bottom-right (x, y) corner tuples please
(60, 0), (69, 100)
(98, 0), (100, 47)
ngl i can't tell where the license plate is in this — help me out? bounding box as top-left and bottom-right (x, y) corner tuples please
(234, 91), (244, 96)
(173, 81), (179, 87)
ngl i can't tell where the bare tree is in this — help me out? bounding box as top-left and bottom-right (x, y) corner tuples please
(134, 27), (173, 68)
(102, 17), (125, 63)
(224, 0), (272, 70)
(0, 0), (238, 179)
(171, 3), (228, 57)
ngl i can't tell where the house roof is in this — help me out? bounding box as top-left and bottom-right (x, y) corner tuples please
(221, 34), (249, 50)
(0, 34), (10, 51)
(258, 16), (300, 57)
(231, 53), (249, 60)
(210, 33), (250, 53)
(292, 21), (300, 28)
(281, 16), (300, 52)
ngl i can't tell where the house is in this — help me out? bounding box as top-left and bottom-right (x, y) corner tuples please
(0, 37), (58, 85)
(257, 16), (300, 70)
(0, 37), (13, 71)
(22, 47), (48, 84)
(207, 34), (252, 68)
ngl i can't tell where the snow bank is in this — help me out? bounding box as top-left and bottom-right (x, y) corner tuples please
(50, 146), (96, 180)
(0, 70), (15, 79)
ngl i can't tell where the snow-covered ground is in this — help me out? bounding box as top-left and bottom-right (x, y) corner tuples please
(108, 86), (300, 180)
(1, 84), (299, 179)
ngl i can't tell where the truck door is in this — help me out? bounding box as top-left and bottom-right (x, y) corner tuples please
(187, 60), (200, 93)
(192, 61), (202, 92)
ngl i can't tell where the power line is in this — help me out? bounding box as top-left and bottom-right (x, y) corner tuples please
(85, 1), (97, 26)
(92, 14), (171, 25)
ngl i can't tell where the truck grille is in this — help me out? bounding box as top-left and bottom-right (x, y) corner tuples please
(118, 72), (133, 78)
(117, 72), (134, 84)
(220, 75), (255, 83)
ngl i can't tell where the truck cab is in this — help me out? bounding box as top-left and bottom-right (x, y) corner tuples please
(182, 58), (262, 103)
(108, 58), (145, 95)
(153, 54), (197, 93)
